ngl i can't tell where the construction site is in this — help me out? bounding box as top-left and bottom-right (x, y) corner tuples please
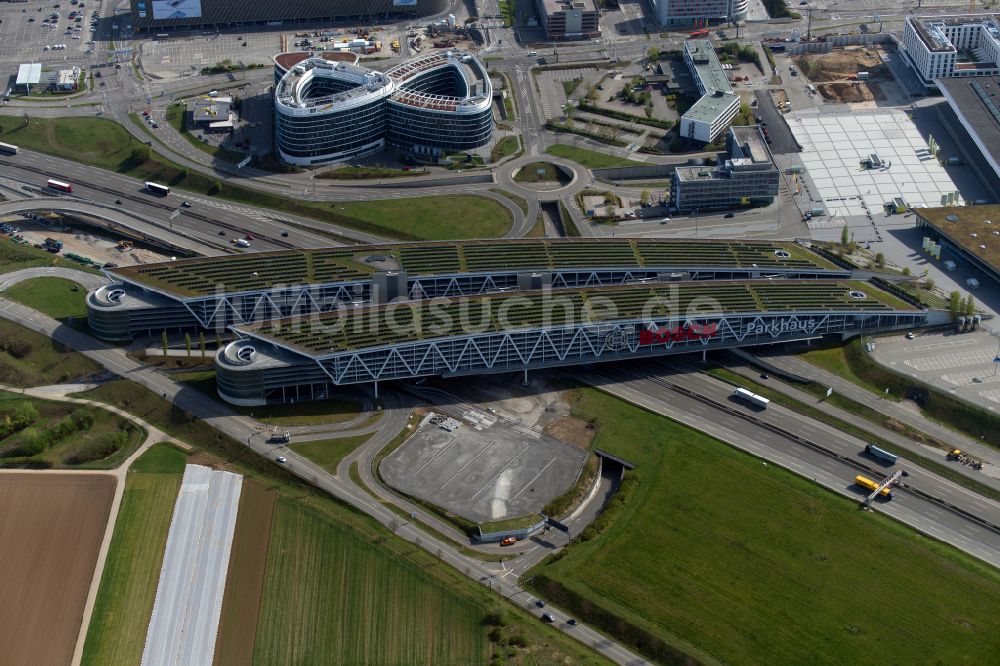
(792, 47), (890, 104)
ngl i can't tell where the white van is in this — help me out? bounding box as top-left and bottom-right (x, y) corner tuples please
(527, 51), (537, 56)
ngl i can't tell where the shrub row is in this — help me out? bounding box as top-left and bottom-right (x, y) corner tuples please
(576, 102), (674, 130)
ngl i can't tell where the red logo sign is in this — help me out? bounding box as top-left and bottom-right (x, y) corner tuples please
(639, 322), (718, 345)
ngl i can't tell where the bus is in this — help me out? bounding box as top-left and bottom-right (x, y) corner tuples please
(46, 179), (72, 193)
(144, 181), (170, 196)
(855, 475), (893, 500)
(0, 142), (17, 155)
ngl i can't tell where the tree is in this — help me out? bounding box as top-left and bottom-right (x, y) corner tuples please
(208, 180), (223, 195)
(161, 330), (168, 359)
(924, 277), (935, 291)
(949, 290), (962, 321)
(586, 84), (598, 102)
(22, 113), (28, 127)
(901, 266), (911, 275)
(966, 293), (976, 317)
(184, 332), (191, 357)
(641, 189), (651, 206)
(647, 45), (660, 62)
(645, 99), (654, 118)
(199, 332), (206, 359)
(840, 224), (849, 246)
(874, 252), (885, 267)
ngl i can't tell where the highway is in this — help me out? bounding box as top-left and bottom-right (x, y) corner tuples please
(577, 362), (1000, 568)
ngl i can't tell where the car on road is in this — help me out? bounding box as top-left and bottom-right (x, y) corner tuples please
(905, 331), (915, 339)
(276, 456), (287, 464)
(760, 373), (769, 380)
(541, 613), (555, 623)
(218, 230), (226, 235)
(567, 618), (577, 626)
(500, 536), (517, 546)
(535, 600), (545, 608)
(180, 201), (191, 208)
(724, 212), (735, 218)
(280, 231), (289, 237)
(245, 232), (254, 240)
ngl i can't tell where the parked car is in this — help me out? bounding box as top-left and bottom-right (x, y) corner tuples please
(500, 536), (517, 546)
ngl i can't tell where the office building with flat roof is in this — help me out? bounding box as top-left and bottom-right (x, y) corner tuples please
(535, 0), (600, 40)
(902, 14), (1000, 86)
(680, 40), (740, 143)
(671, 126), (779, 212)
(652, 0), (748, 28)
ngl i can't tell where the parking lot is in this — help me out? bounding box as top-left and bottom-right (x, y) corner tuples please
(380, 409), (588, 524)
(0, 0), (104, 68)
(872, 329), (1000, 412)
(140, 32), (282, 79)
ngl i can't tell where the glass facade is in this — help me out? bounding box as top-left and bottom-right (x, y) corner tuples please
(276, 96), (387, 164)
(275, 52), (493, 165)
(386, 103), (493, 152)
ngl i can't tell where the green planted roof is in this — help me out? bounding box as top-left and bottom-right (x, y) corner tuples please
(112, 239), (839, 298)
(236, 280), (914, 356)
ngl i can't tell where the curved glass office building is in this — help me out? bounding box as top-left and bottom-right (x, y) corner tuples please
(274, 50), (493, 165)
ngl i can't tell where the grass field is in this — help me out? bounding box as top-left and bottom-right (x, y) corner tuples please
(0, 390), (145, 468)
(0, 239), (102, 275)
(514, 162), (570, 183)
(491, 135), (522, 162)
(5, 276), (89, 331)
(82, 444), (187, 666)
(545, 144), (647, 169)
(254, 497), (490, 664)
(77, 379), (606, 665)
(528, 386), (1000, 665)
(174, 370), (363, 425)
(335, 196), (512, 240)
(0, 117), (510, 241)
(0, 474), (115, 666)
(0, 318), (101, 387)
(291, 435), (370, 474)
(214, 480), (276, 666)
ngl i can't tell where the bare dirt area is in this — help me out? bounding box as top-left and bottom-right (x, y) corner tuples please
(793, 47), (884, 83)
(817, 82), (878, 104)
(213, 479), (275, 666)
(1, 217), (172, 267)
(0, 473), (116, 666)
(543, 416), (596, 449)
(795, 47), (891, 104)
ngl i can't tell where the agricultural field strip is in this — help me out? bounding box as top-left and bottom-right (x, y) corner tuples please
(141, 465), (242, 666)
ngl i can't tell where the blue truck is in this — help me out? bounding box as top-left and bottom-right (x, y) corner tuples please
(865, 443), (898, 465)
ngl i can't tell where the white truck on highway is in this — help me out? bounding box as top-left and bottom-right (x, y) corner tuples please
(733, 387), (769, 409)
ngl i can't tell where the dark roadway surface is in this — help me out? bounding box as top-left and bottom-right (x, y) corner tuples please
(754, 89), (801, 155)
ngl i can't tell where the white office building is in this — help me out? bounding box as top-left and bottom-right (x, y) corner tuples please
(651, 0), (748, 28)
(902, 14), (1000, 86)
(679, 40), (740, 143)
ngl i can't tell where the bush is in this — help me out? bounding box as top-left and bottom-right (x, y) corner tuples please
(65, 431), (127, 464)
(130, 145), (151, 164)
(1, 336), (33, 359)
(208, 180), (223, 195)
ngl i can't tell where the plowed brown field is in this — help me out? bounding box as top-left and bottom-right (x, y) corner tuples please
(0, 473), (115, 666)
(213, 480), (275, 666)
